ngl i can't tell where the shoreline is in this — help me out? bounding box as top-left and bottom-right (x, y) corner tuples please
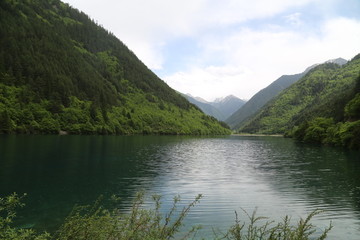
(231, 133), (283, 137)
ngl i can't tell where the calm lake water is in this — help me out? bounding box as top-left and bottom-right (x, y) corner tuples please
(0, 135), (360, 239)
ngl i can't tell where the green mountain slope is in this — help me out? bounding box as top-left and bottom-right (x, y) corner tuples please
(0, 0), (230, 135)
(238, 54), (360, 136)
(226, 72), (306, 129)
(284, 73), (360, 149)
(226, 58), (347, 130)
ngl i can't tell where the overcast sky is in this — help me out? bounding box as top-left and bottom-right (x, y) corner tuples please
(63, 0), (360, 101)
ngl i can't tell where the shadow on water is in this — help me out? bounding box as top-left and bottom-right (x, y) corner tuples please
(0, 135), (193, 231)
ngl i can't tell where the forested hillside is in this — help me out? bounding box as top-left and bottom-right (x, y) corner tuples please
(226, 58), (347, 130)
(238, 54), (360, 149)
(287, 72), (360, 149)
(226, 72), (306, 129)
(0, 0), (230, 135)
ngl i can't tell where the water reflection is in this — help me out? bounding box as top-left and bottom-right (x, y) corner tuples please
(136, 136), (360, 239)
(0, 135), (359, 239)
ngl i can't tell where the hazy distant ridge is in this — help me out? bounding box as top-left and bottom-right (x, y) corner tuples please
(183, 94), (246, 121)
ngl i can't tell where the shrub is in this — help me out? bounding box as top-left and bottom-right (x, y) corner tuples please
(0, 193), (332, 240)
(220, 209), (332, 240)
(345, 93), (360, 120)
(0, 193), (50, 240)
(339, 120), (360, 149)
(54, 192), (202, 240)
(303, 118), (334, 144)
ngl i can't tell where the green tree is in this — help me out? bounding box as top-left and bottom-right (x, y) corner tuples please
(0, 110), (14, 133)
(339, 120), (360, 149)
(0, 193), (50, 239)
(303, 118), (334, 144)
(345, 94), (360, 120)
(39, 116), (60, 134)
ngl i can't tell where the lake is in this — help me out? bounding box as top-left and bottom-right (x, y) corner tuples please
(0, 135), (360, 239)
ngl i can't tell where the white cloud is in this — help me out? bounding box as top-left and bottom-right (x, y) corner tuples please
(320, 18), (360, 59)
(285, 13), (303, 26)
(63, 0), (317, 70)
(132, 41), (165, 70)
(164, 65), (254, 101)
(165, 17), (360, 100)
(64, 0), (360, 99)
(205, 0), (314, 25)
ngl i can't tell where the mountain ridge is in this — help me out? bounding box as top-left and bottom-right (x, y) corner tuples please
(238, 54), (360, 137)
(182, 93), (225, 121)
(210, 95), (246, 120)
(0, 0), (230, 135)
(226, 58), (348, 129)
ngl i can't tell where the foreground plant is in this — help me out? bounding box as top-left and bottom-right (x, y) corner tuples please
(0, 192), (332, 240)
(0, 193), (50, 240)
(220, 209), (332, 240)
(54, 192), (202, 240)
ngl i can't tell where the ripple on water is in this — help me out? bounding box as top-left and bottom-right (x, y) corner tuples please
(1, 135), (360, 239)
(135, 137), (360, 239)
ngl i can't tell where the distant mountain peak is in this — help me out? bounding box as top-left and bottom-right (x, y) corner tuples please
(304, 57), (348, 73)
(194, 96), (209, 103)
(213, 97), (224, 103)
(224, 94), (238, 100)
(184, 94), (208, 103)
(183, 93), (246, 121)
(325, 57), (348, 65)
(214, 95), (242, 103)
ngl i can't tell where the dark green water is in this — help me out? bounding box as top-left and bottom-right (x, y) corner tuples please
(0, 135), (360, 239)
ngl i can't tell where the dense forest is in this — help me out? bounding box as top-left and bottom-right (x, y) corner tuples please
(237, 54), (360, 149)
(286, 73), (360, 149)
(0, 0), (230, 135)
